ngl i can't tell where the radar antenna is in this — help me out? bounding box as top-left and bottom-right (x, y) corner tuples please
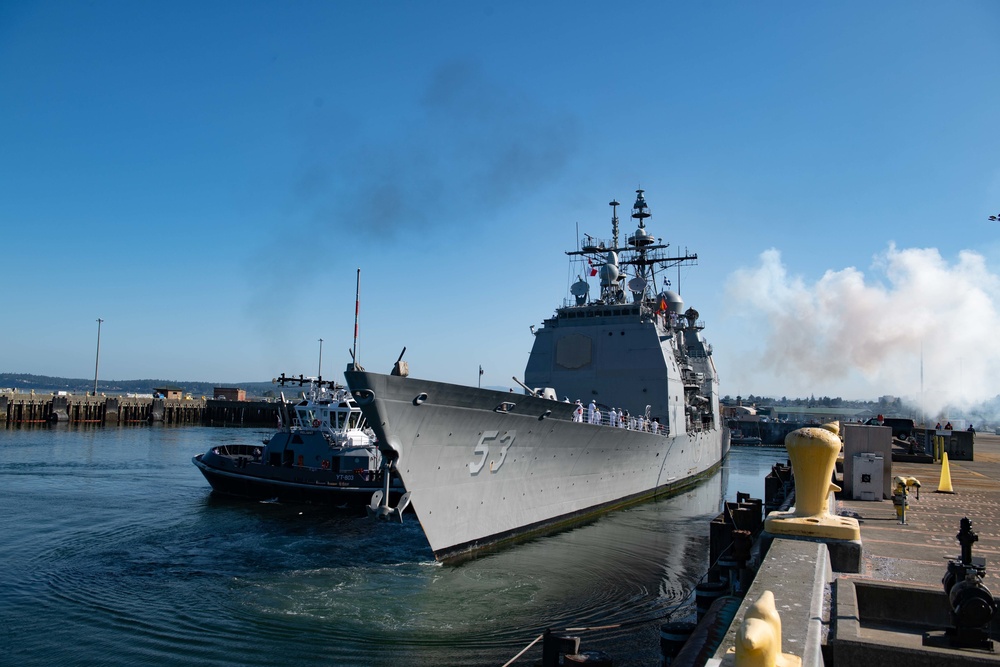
(565, 189), (698, 306)
(610, 199), (620, 249)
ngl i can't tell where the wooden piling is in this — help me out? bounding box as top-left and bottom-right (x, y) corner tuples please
(1, 393), (281, 428)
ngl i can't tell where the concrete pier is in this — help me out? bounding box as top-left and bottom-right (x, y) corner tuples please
(698, 432), (1000, 667)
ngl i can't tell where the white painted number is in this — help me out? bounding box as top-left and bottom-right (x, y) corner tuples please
(469, 430), (516, 475)
(493, 431), (514, 472)
(469, 430), (497, 474)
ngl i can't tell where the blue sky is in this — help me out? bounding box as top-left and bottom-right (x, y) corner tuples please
(2, 1), (998, 411)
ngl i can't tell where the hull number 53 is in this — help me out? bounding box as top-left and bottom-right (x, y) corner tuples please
(469, 430), (515, 475)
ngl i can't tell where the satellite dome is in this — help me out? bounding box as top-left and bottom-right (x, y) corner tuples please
(599, 252), (620, 288)
(659, 290), (683, 313)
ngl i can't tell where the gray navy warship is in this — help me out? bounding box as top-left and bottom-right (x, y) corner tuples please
(346, 189), (730, 560)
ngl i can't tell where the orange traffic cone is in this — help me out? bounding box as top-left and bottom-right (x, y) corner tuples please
(935, 451), (955, 494)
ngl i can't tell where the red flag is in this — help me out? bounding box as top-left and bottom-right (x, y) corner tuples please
(588, 259), (598, 277)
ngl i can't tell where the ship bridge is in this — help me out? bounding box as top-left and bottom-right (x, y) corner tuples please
(553, 303), (644, 322)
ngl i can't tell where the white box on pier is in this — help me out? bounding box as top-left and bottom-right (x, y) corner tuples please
(852, 453), (884, 501)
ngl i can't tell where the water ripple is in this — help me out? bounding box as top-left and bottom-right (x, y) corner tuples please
(0, 426), (778, 666)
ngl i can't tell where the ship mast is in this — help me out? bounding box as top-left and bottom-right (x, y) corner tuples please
(628, 189), (653, 302)
(610, 198), (620, 249)
(565, 189), (698, 307)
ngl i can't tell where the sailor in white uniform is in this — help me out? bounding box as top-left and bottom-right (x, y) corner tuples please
(587, 400), (597, 424)
(573, 400), (584, 422)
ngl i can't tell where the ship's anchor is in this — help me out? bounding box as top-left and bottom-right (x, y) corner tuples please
(367, 461), (411, 522)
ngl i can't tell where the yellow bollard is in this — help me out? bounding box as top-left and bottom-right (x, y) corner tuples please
(935, 452), (955, 494)
(786, 422), (841, 518)
(733, 590), (802, 667)
(764, 423), (860, 540)
(893, 476), (921, 499)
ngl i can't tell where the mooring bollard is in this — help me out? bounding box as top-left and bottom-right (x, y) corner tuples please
(764, 422), (860, 541)
(733, 590), (801, 667)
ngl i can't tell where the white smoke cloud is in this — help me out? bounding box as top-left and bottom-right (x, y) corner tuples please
(727, 245), (1000, 415)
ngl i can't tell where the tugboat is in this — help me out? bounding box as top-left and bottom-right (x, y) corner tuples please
(193, 374), (406, 510)
(346, 189), (730, 560)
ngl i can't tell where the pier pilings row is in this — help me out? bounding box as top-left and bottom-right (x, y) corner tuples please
(0, 394), (282, 428)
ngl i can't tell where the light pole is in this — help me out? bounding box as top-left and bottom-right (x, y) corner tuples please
(93, 318), (104, 396)
(318, 338), (324, 378)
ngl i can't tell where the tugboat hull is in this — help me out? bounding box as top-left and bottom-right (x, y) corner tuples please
(193, 452), (401, 506)
(192, 377), (404, 509)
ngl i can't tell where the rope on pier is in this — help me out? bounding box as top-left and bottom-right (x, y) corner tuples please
(499, 633), (545, 667)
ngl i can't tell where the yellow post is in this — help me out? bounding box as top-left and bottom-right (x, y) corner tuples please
(892, 476), (920, 524)
(734, 590), (802, 667)
(935, 451), (955, 494)
(764, 423), (860, 540)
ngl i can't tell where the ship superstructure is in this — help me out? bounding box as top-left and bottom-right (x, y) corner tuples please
(525, 190), (721, 438)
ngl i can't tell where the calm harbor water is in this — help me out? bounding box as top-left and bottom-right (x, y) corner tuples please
(0, 425), (784, 666)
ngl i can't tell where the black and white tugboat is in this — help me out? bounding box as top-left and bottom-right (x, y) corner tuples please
(193, 374), (406, 512)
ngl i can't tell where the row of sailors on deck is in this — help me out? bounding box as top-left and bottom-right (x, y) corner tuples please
(570, 399), (665, 434)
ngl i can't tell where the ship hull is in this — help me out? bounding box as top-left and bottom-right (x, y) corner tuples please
(346, 370), (730, 560)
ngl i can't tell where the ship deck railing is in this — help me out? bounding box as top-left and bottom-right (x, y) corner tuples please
(210, 444), (263, 458)
(577, 410), (669, 436)
(575, 410), (716, 436)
